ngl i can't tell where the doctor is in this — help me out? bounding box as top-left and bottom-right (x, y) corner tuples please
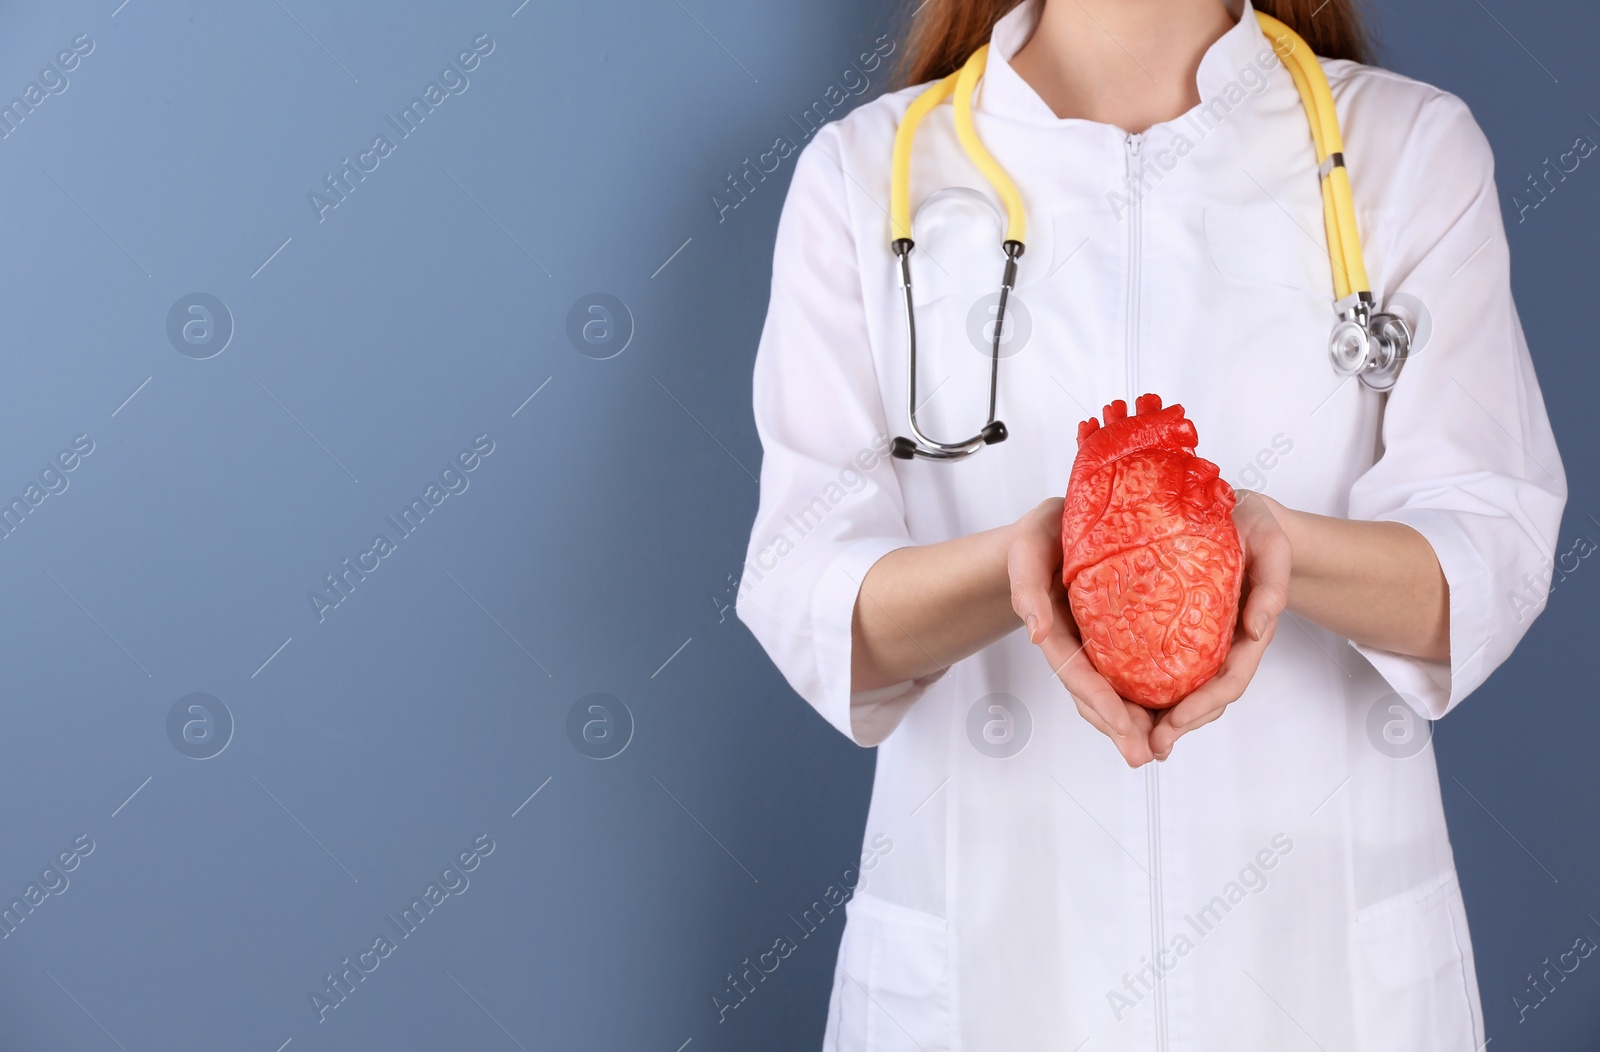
(736, 0), (1566, 1047)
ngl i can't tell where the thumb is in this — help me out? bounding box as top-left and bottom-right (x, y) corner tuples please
(1008, 513), (1062, 645)
(1241, 566), (1289, 640)
(1014, 588), (1051, 644)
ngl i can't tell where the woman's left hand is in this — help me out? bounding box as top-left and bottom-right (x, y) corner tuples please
(1148, 491), (1293, 761)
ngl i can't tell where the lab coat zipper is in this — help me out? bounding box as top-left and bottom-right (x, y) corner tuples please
(1146, 764), (1168, 1051)
(1125, 132), (1143, 400)
(1126, 129), (1170, 1052)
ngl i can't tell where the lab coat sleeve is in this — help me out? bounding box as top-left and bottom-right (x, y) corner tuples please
(1345, 91), (1568, 719)
(734, 123), (933, 745)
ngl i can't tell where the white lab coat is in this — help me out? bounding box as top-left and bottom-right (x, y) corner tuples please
(735, 0), (1567, 1047)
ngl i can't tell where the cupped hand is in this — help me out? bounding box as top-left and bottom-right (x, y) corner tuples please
(1008, 498), (1158, 768)
(1147, 490), (1292, 759)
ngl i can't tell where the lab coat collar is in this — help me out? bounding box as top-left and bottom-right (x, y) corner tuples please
(979, 0), (1277, 128)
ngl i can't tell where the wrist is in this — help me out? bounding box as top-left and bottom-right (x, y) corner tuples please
(1234, 482), (1296, 539)
(1254, 491), (1293, 533)
(1252, 493), (1308, 579)
(1260, 492), (1299, 543)
(1031, 495), (1065, 533)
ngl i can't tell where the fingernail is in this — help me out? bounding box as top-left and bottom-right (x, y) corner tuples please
(1156, 749), (1171, 762)
(1252, 614), (1267, 639)
(1025, 613), (1038, 641)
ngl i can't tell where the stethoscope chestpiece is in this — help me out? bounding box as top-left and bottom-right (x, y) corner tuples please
(1328, 299), (1413, 392)
(1362, 311), (1412, 391)
(1328, 318), (1370, 378)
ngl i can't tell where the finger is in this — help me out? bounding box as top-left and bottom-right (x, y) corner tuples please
(1151, 702), (1229, 755)
(1151, 622), (1276, 752)
(1158, 645), (1256, 737)
(1071, 694), (1153, 767)
(1072, 679), (1154, 767)
(1123, 701), (1158, 743)
(1119, 703), (1157, 767)
(1038, 622), (1152, 763)
(1043, 630), (1136, 741)
(1149, 689), (1224, 755)
(1068, 694), (1118, 741)
(1153, 630), (1269, 747)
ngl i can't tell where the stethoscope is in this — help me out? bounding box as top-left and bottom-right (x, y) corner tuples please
(887, 11), (1413, 462)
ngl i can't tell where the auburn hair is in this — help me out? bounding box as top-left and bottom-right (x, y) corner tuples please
(893, 0), (1373, 88)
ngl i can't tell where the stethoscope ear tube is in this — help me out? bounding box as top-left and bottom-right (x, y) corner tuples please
(890, 234), (1020, 461)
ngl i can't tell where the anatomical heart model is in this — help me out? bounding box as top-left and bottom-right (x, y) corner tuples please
(1060, 394), (1244, 707)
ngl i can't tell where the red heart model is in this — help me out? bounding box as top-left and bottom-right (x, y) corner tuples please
(1060, 394), (1243, 708)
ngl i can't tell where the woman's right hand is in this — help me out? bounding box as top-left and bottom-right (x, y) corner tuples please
(1007, 497), (1157, 768)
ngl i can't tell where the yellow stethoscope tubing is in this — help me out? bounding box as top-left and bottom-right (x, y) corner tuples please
(953, 45), (1027, 245)
(889, 12), (1371, 303)
(1256, 11), (1370, 299)
(889, 70), (958, 243)
(890, 46), (1027, 247)
(1272, 35), (1352, 299)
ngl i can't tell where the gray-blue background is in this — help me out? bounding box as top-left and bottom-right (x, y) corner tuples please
(0, 0), (1594, 1048)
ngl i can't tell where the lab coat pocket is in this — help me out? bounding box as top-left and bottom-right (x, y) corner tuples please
(1351, 871), (1481, 1051)
(830, 892), (954, 1052)
(1203, 201), (1331, 297)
